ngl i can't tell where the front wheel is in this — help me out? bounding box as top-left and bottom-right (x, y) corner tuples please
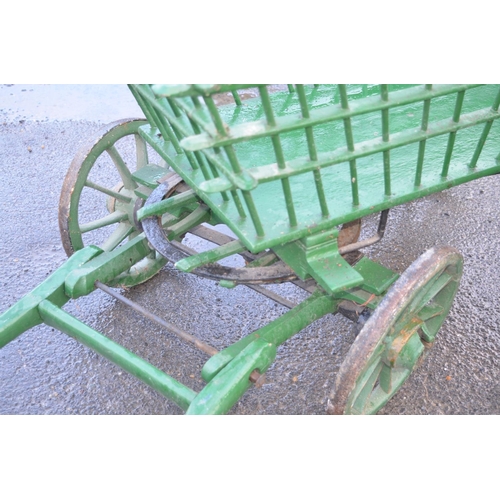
(328, 246), (463, 415)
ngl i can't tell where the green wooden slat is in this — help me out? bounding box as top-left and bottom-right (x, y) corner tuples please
(206, 106), (500, 189)
(166, 97), (182, 118)
(259, 86), (298, 227)
(203, 95), (227, 135)
(380, 84), (391, 196)
(152, 84), (260, 98)
(296, 85), (329, 217)
(415, 84), (433, 186)
(179, 85), (482, 152)
(258, 85), (276, 126)
(201, 94), (263, 233)
(133, 86), (500, 255)
(140, 123), (500, 254)
(231, 90), (242, 106)
(339, 85), (360, 206)
(229, 190), (246, 218)
(469, 87), (500, 168)
(442, 90), (466, 177)
(127, 84), (159, 132)
(224, 145), (264, 235)
(133, 85), (214, 139)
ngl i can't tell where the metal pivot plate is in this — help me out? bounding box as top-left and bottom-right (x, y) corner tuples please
(141, 182), (298, 285)
(58, 118), (169, 287)
(328, 246), (463, 415)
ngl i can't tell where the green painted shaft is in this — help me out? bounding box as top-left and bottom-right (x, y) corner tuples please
(260, 290), (338, 346)
(0, 247), (102, 348)
(187, 338), (276, 415)
(38, 300), (197, 411)
(65, 235), (152, 298)
(201, 290), (339, 382)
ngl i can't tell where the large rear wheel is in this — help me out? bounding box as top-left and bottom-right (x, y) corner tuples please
(58, 118), (173, 287)
(328, 246), (463, 415)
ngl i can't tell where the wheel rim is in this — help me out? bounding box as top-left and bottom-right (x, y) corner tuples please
(58, 118), (168, 287)
(329, 246), (463, 415)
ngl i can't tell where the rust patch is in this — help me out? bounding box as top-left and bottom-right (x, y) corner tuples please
(338, 218), (362, 248)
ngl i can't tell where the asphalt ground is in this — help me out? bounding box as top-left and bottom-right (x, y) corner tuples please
(1, 84), (500, 415)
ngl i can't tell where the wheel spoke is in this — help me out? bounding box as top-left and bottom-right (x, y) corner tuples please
(351, 356), (384, 414)
(100, 222), (135, 252)
(79, 211), (128, 233)
(415, 273), (454, 312)
(419, 322), (434, 343)
(135, 133), (149, 169)
(379, 363), (393, 394)
(106, 145), (137, 190)
(85, 180), (132, 203)
(395, 333), (424, 371)
(418, 303), (445, 322)
(61, 119), (167, 287)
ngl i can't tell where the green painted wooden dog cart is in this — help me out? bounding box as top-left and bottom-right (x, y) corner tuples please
(1, 84), (499, 414)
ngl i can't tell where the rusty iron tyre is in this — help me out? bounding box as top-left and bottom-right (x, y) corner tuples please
(328, 246), (463, 415)
(58, 118), (169, 287)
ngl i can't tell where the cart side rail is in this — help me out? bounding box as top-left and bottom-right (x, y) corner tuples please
(129, 84), (500, 252)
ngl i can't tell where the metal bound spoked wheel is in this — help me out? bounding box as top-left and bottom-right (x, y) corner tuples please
(59, 118), (171, 287)
(328, 246), (463, 415)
